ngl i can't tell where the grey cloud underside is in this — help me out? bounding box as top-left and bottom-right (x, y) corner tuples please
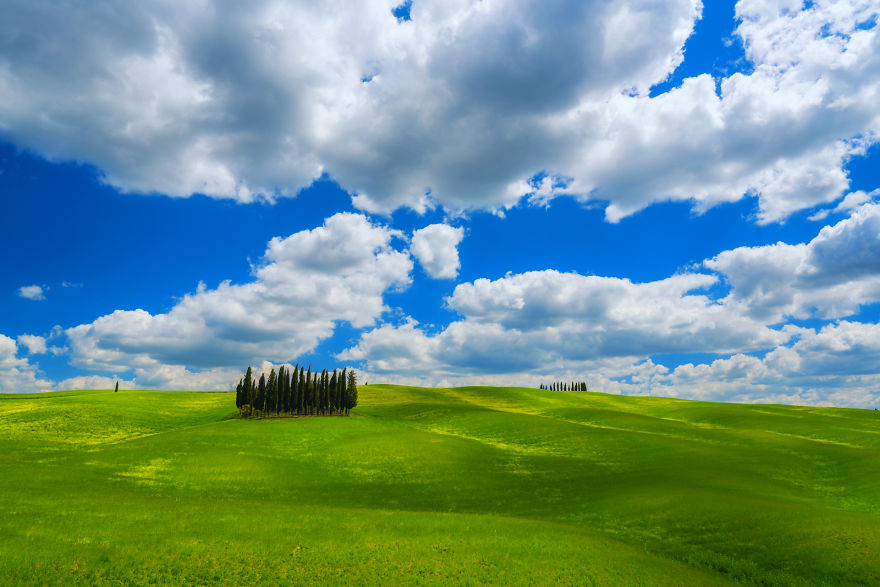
(2, 1), (876, 220)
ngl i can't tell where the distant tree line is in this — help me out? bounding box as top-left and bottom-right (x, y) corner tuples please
(235, 365), (358, 417)
(539, 381), (588, 392)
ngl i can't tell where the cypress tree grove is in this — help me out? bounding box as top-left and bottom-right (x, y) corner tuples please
(235, 364), (360, 418)
(539, 380), (590, 393)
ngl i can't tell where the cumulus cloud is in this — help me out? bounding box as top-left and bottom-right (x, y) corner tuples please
(16, 334), (47, 355)
(0, 334), (53, 393)
(343, 203), (880, 406)
(340, 269), (789, 377)
(2, 1), (873, 221)
(809, 189), (880, 221)
(706, 202), (880, 322)
(17, 285), (46, 300)
(65, 213), (412, 377)
(411, 224), (465, 279)
(350, 321), (880, 408)
(651, 320), (880, 407)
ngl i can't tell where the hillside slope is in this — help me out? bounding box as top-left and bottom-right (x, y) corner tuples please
(2, 386), (879, 585)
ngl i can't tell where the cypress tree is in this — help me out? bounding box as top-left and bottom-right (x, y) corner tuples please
(306, 366), (312, 415)
(314, 371), (320, 415)
(329, 370), (338, 415)
(284, 366), (292, 414)
(114, 380), (119, 393)
(258, 373), (267, 416)
(243, 366), (254, 410)
(278, 366), (287, 414)
(324, 370), (329, 414)
(267, 368), (277, 415)
(337, 369), (344, 414)
(287, 366), (292, 414)
(345, 370), (358, 415)
(299, 366), (305, 415)
(319, 370), (324, 415)
(294, 365), (301, 415)
(313, 372), (319, 415)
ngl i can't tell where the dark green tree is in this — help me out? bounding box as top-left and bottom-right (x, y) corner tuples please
(305, 366), (312, 415)
(329, 370), (337, 415)
(345, 369), (358, 415)
(267, 368), (277, 415)
(257, 373), (267, 415)
(281, 366), (290, 414)
(242, 366), (254, 411)
(339, 368), (347, 415)
(298, 366), (305, 415)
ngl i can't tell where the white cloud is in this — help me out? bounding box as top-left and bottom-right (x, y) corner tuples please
(653, 320), (880, 407)
(706, 202), (880, 322)
(351, 322), (880, 408)
(5, 1), (874, 222)
(340, 269), (788, 377)
(130, 365), (240, 391)
(0, 334), (53, 393)
(342, 203), (880, 406)
(66, 213), (412, 376)
(53, 368), (237, 392)
(17, 334), (47, 355)
(809, 189), (879, 221)
(411, 224), (465, 279)
(57, 375), (133, 391)
(17, 285), (46, 300)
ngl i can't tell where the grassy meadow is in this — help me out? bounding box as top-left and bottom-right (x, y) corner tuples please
(1, 385), (880, 585)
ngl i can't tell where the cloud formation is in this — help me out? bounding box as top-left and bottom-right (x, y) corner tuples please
(66, 213), (412, 376)
(340, 269), (788, 374)
(16, 334), (47, 355)
(411, 224), (465, 279)
(5, 203), (880, 405)
(17, 285), (46, 300)
(706, 202), (880, 322)
(342, 203), (880, 406)
(2, 1), (874, 220)
(0, 334), (52, 393)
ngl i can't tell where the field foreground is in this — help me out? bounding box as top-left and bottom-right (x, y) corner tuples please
(2, 385), (880, 585)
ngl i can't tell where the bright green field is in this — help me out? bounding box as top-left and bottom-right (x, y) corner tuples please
(2, 386), (880, 585)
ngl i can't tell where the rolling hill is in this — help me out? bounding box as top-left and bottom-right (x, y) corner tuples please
(2, 385), (879, 585)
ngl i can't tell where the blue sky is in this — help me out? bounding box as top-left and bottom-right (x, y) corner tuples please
(2, 0), (880, 406)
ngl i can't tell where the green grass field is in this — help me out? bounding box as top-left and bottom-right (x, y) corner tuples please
(2, 385), (879, 585)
